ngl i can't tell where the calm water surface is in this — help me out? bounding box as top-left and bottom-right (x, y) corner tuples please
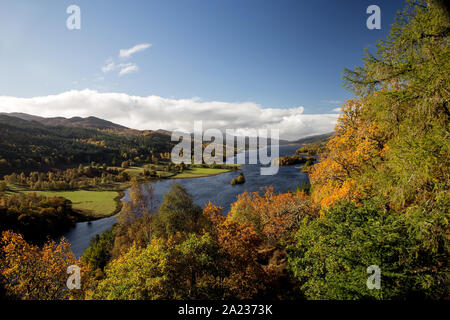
(62, 145), (308, 257)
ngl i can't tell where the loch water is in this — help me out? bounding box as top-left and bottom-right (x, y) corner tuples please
(62, 144), (308, 257)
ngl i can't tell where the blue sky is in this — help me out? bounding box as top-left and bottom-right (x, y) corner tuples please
(0, 0), (407, 139)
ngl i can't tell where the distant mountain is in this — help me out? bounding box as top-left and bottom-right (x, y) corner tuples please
(288, 132), (335, 145)
(155, 129), (172, 135)
(42, 116), (129, 131)
(0, 114), (175, 176)
(1, 112), (129, 131)
(0, 112), (335, 176)
(2, 112), (44, 122)
(1, 112), (177, 138)
(1, 112), (332, 145)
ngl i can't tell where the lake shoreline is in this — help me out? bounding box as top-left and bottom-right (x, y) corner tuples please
(85, 164), (243, 220)
(61, 145), (307, 257)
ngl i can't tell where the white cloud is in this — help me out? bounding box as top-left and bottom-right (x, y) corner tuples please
(101, 59), (116, 73)
(119, 43), (152, 58)
(0, 89), (338, 141)
(332, 107), (341, 112)
(102, 43), (150, 75)
(101, 59), (138, 76)
(118, 64), (138, 76)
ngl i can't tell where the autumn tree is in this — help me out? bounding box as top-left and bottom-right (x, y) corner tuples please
(228, 187), (316, 244)
(89, 200), (300, 300)
(0, 180), (7, 192)
(90, 234), (223, 300)
(0, 231), (89, 300)
(341, 0), (449, 211)
(288, 200), (448, 299)
(290, 0), (449, 299)
(205, 203), (301, 299)
(309, 97), (389, 209)
(111, 178), (155, 258)
(0, 193), (76, 242)
(151, 183), (207, 239)
(82, 229), (115, 273)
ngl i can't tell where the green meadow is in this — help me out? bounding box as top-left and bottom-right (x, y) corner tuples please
(4, 164), (238, 219)
(173, 167), (232, 178)
(7, 185), (121, 218)
(123, 164), (239, 179)
(34, 190), (121, 218)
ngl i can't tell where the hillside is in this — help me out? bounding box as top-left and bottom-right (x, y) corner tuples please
(1, 112), (130, 131)
(0, 112), (335, 176)
(289, 132), (334, 145)
(0, 114), (175, 176)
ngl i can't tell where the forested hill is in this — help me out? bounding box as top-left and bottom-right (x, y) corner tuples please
(1, 112), (141, 135)
(288, 132), (334, 145)
(0, 114), (175, 176)
(0, 113), (333, 175)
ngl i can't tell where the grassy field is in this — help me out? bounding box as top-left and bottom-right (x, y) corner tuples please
(3, 164), (239, 219)
(123, 166), (144, 176)
(122, 165), (238, 179)
(6, 185), (121, 218)
(34, 190), (121, 218)
(173, 167), (232, 178)
(123, 166), (175, 178)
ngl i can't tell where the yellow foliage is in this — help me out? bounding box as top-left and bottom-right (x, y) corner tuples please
(0, 231), (89, 300)
(310, 98), (388, 210)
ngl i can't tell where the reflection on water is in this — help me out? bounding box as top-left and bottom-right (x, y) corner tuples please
(61, 145), (308, 257)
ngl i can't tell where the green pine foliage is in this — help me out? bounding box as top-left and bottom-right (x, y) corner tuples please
(287, 200), (448, 299)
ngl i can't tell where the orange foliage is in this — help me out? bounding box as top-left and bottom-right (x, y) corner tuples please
(202, 199), (304, 298)
(202, 201), (226, 225)
(310, 98), (388, 209)
(217, 219), (268, 298)
(0, 231), (88, 300)
(202, 203), (277, 298)
(227, 187), (314, 243)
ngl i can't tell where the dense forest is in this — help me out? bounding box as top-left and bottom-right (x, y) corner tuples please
(0, 0), (448, 300)
(296, 140), (329, 156)
(0, 193), (77, 242)
(0, 114), (175, 176)
(3, 165), (128, 191)
(277, 155), (316, 166)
